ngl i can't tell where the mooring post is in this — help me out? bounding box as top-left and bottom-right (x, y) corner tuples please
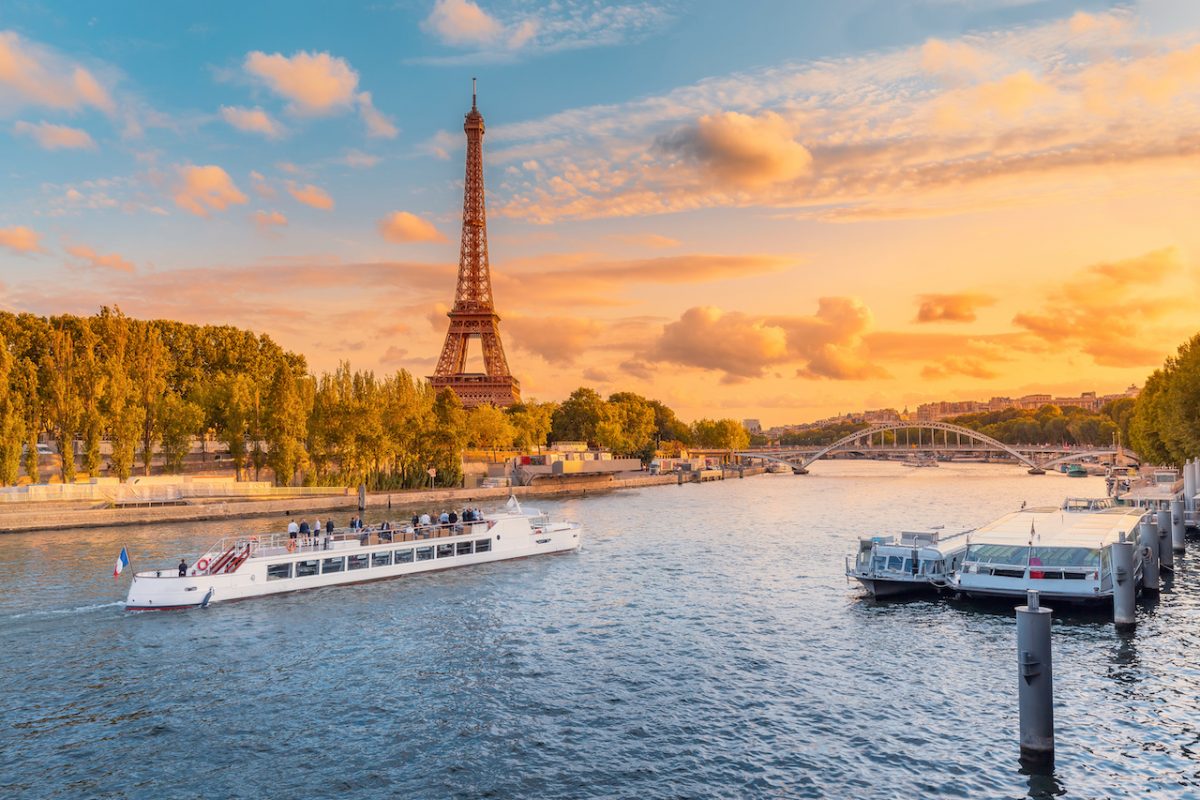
(1016, 589), (1053, 767)
(1157, 509), (1174, 573)
(1112, 534), (1136, 628)
(1171, 498), (1186, 554)
(1139, 518), (1160, 593)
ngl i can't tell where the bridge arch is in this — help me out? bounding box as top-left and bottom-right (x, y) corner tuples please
(1038, 449), (1135, 470)
(737, 421), (1043, 471)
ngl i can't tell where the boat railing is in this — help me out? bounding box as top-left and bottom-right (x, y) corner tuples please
(191, 520), (499, 575)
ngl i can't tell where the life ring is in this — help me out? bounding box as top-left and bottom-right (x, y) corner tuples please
(286, 539), (296, 553)
(196, 558), (210, 572)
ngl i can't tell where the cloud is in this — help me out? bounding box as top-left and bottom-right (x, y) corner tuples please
(648, 297), (885, 382)
(65, 244), (134, 273)
(338, 149), (380, 168)
(423, 0), (504, 48)
(661, 110), (812, 188)
(357, 91), (398, 138)
(287, 182), (334, 210)
(0, 226), (43, 254)
(919, 38), (993, 81)
(0, 31), (116, 115)
(609, 233), (681, 249)
(414, 1), (670, 63)
(173, 164), (248, 217)
(500, 252), (796, 307)
(915, 293), (996, 323)
(220, 105), (285, 138)
(377, 211), (447, 243)
(243, 50), (359, 115)
(252, 210), (287, 231)
(504, 315), (602, 365)
(12, 120), (95, 150)
(1012, 248), (1184, 367)
(920, 357), (998, 380)
(381, 346), (409, 364)
(619, 359), (655, 381)
(489, 11), (1200, 225)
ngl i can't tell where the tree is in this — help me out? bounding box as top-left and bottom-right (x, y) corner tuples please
(129, 321), (170, 475)
(158, 393), (204, 474)
(0, 339), (24, 486)
(466, 404), (515, 460)
(551, 387), (606, 445)
(43, 324), (83, 482)
(16, 358), (41, 483)
(599, 392), (656, 459)
(429, 389), (466, 486)
(508, 400), (555, 453)
(691, 418), (751, 450)
(207, 372), (254, 481)
(263, 366), (310, 486)
(97, 310), (142, 481)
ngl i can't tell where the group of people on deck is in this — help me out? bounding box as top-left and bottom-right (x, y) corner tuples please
(409, 508), (483, 538)
(282, 511), (473, 551)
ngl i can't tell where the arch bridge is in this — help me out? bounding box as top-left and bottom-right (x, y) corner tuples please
(735, 421), (1134, 474)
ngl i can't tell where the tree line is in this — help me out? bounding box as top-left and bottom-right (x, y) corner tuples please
(1129, 332), (1200, 466)
(0, 310), (749, 489)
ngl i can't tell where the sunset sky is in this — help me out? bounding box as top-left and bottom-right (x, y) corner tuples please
(2, 0), (1199, 425)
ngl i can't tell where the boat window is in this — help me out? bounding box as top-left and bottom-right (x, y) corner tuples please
(456, 541), (473, 556)
(436, 543), (455, 558)
(1029, 547), (1100, 568)
(416, 546), (433, 562)
(902, 558), (913, 574)
(396, 548), (415, 564)
(296, 560), (319, 577)
(475, 538), (491, 553)
(965, 544), (1028, 565)
(871, 556), (886, 572)
(322, 557), (345, 574)
(886, 556), (904, 571)
(372, 551), (392, 568)
(267, 562), (292, 581)
(348, 554), (369, 571)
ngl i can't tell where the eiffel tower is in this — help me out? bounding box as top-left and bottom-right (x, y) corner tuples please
(429, 81), (521, 408)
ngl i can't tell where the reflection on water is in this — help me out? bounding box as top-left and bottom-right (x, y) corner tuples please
(0, 462), (1197, 799)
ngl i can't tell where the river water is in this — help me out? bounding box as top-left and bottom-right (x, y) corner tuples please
(1, 462), (1197, 799)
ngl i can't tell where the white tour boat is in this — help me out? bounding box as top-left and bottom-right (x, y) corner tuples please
(125, 500), (581, 611)
(948, 498), (1146, 603)
(845, 526), (972, 598)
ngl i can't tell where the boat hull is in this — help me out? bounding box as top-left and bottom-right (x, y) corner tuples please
(127, 518), (580, 611)
(853, 577), (937, 598)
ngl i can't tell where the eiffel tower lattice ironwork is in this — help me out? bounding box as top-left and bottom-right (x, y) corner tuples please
(429, 81), (521, 408)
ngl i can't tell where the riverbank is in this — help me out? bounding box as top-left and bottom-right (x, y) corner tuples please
(0, 468), (765, 533)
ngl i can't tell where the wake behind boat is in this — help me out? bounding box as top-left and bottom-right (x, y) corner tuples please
(125, 499), (581, 610)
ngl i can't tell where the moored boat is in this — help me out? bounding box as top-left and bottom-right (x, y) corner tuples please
(846, 526), (972, 598)
(948, 498), (1146, 603)
(125, 500), (581, 610)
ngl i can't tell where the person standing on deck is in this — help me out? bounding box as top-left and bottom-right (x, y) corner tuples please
(288, 520), (299, 540)
(325, 518), (334, 536)
(178, 559), (188, 577)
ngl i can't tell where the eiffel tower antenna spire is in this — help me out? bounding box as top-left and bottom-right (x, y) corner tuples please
(428, 82), (521, 408)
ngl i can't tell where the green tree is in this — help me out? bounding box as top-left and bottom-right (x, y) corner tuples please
(429, 389), (466, 486)
(158, 393), (204, 474)
(599, 392), (657, 459)
(0, 339), (24, 485)
(130, 321), (170, 475)
(507, 400), (555, 453)
(43, 324), (83, 482)
(466, 404), (515, 460)
(550, 387), (606, 445)
(264, 366), (310, 486)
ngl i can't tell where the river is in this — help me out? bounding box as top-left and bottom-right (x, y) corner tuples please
(1, 462), (1197, 799)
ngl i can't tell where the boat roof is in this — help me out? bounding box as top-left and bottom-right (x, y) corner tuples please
(970, 507), (1145, 548)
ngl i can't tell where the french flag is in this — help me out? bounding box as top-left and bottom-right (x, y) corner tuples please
(114, 547), (130, 578)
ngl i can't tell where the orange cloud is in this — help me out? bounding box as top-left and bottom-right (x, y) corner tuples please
(357, 91), (398, 139)
(0, 31), (115, 114)
(243, 50), (358, 115)
(377, 211), (446, 243)
(662, 110), (812, 188)
(252, 210), (288, 231)
(12, 120), (95, 150)
(220, 106), (285, 139)
(65, 244), (134, 273)
(0, 226), (43, 254)
(609, 233), (681, 249)
(920, 357), (998, 380)
(288, 183), (334, 210)
(915, 293), (996, 323)
(173, 165), (248, 217)
(650, 298), (883, 382)
(919, 38), (992, 81)
(423, 0), (503, 47)
(504, 315), (602, 366)
(1012, 248), (1184, 367)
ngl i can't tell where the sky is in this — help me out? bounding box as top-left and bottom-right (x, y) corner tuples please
(1, 0), (1199, 426)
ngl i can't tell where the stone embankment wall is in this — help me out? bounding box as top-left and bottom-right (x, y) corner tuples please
(0, 468), (764, 534)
